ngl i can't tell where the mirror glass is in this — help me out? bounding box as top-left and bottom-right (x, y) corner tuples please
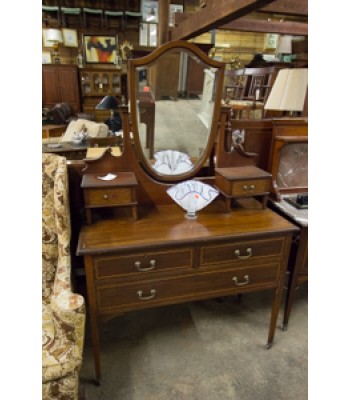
(277, 143), (308, 188)
(130, 45), (223, 179)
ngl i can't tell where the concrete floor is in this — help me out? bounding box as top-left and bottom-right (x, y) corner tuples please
(79, 285), (307, 400)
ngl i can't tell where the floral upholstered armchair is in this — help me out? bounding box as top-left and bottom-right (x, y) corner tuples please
(42, 154), (85, 400)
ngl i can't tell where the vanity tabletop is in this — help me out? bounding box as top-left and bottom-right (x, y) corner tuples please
(77, 199), (298, 256)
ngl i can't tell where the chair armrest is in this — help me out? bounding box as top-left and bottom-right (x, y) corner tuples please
(51, 290), (85, 320)
(51, 291), (85, 347)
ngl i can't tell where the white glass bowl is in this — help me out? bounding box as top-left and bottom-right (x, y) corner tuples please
(167, 180), (219, 219)
(153, 150), (193, 175)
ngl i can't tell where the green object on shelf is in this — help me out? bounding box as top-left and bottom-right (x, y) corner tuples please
(61, 7), (81, 15)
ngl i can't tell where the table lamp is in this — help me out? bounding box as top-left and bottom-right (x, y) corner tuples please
(277, 35), (292, 62)
(264, 68), (308, 116)
(46, 29), (63, 63)
(96, 96), (121, 133)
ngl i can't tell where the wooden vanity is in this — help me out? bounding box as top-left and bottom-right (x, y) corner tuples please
(76, 41), (299, 382)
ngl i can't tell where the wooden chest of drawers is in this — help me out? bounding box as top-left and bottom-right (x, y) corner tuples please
(77, 201), (297, 381)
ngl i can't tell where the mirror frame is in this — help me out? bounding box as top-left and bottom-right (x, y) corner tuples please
(128, 40), (225, 182)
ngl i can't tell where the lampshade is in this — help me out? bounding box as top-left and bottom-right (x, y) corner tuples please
(264, 68), (308, 112)
(96, 96), (119, 111)
(46, 29), (63, 43)
(277, 35), (292, 54)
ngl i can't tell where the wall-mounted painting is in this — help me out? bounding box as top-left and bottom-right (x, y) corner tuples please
(264, 33), (280, 51)
(83, 35), (117, 64)
(62, 29), (78, 47)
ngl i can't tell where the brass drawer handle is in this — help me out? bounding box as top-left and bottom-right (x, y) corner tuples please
(134, 260), (156, 272)
(232, 275), (250, 286)
(103, 194), (109, 200)
(137, 289), (156, 300)
(243, 184), (256, 191)
(234, 248), (252, 259)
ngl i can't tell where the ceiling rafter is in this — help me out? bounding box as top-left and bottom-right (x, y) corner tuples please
(258, 0), (308, 16)
(170, 0), (279, 41)
(219, 17), (308, 35)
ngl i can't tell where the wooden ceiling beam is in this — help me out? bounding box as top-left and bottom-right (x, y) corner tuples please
(220, 17), (308, 35)
(258, 0), (308, 16)
(170, 0), (279, 41)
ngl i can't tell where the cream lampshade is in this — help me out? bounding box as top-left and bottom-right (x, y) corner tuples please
(264, 68), (308, 114)
(277, 35), (292, 61)
(46, 29), (63, 63)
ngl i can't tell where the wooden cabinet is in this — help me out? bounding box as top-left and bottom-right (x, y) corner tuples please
(80, 68), (122, 97)
(79, 68), (125, 121)
(42, 64), (81, 114)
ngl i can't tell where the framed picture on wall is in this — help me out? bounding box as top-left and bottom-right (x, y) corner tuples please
(142, 0), (158, 22)
(264, 33), (279, 51)
(62, 29), (78, 47)
(83, 35), (117, 64)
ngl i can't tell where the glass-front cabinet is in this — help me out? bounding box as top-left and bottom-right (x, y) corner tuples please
(80, 69), (122, 96)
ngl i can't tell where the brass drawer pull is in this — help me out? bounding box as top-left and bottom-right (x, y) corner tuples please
(103, 194), (109, 200)
(234, 248), (252, 259)
(243, 184), (256, 191)
(232, 275), (250, 286)
(134, 260), (156, 272)
(137, 289), (156, 300)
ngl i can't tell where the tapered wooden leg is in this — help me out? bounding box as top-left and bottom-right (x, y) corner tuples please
(283, 227), (308, 330)
(266, 286), (284, 348)
(84, 256), (101, 382)
(266, 234), (293, 348)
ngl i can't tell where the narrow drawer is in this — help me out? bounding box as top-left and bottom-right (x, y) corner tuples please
(200, 237), (284, 266)
(94, 248), (193, 279)
(97, 263), (279, 311)
(84, 187), (133, 206)
(231, 179), (270, 196)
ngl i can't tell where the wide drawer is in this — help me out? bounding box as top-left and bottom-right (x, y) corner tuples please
(84, 187), (133, 207)
(231, 179), (270, 196)
(94, 248), (194, 279)
(200, 237), (284, 266)
(97, 263), (279, 311)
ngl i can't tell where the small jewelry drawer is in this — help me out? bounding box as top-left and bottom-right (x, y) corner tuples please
(81, 171), (138, 223)
(200, 237), (284, 266)
(84, 187), (134, 207)
(94, 248), (194, 279)
(97, 263), (280, 312)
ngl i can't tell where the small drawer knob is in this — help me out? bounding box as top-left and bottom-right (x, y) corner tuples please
(103, 194), (109, 200)
(243, 184), (256, 191)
